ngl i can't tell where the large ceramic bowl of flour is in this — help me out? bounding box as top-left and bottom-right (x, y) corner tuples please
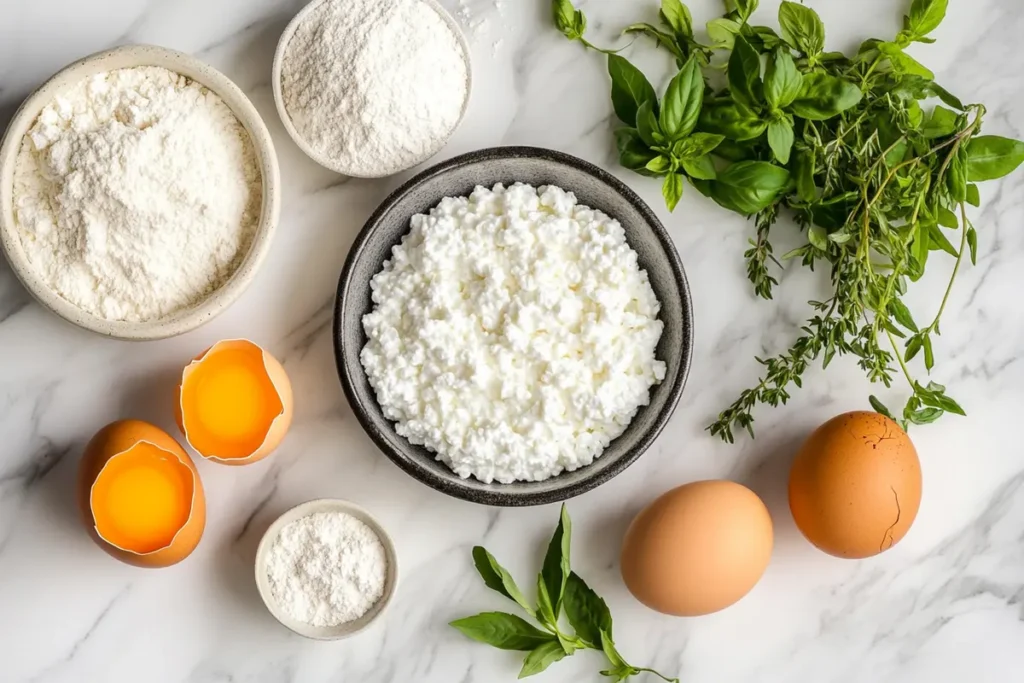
(335, 147), (694, 507)
(0, 45), (280, 341)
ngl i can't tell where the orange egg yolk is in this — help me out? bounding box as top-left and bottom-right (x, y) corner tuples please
(181, 344), (283, 460)
(91, 443), (194, 554)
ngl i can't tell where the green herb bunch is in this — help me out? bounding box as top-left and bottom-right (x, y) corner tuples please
(451, 506), (677, 681)
(553, 0), (1024, 441)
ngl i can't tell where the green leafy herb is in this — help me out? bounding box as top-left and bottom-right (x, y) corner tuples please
(452, 505), (677, 682)
(552, 0), (1024, 441)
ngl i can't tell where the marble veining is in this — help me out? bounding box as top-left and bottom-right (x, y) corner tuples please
(1, 0), (1023, 681)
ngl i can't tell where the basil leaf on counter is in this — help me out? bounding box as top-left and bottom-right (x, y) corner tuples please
(709, 161), (791, 215)
(563, 572), (613, 647)
(699, 100), (767, 141)
(472, 546), (535, 615)
(727, 34), (762, 109)
(635, 100), (662, 147)
(965, 135), (1024, 181)
(608, 54), (658, 126)
(789, 73), (862, 120)
(540, 503), (572, 615)
(662, 173), (685, 212)
(660, 0), (693, 38)
(767, 118), (794, 164)
(660, 56), (703, 140)
(764, 48), (802, 111)
(519, 641), (568, 678)
(450, 613), (555, 651)
(778, 1), (824, 59)
(907, 0), (948, 39)
(676, 132), (725, 158)
(921, 105), (958, 138)
(615, 129), (659, 174)
(682, 154), (717, 180)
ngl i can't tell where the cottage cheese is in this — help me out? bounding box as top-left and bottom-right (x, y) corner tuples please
(360, 183), (666, 484)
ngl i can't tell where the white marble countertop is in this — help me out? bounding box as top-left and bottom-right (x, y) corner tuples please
(2, 0), (1023, 681)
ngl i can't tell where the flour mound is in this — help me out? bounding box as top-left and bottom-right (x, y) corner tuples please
(12, 66), (262, 322)
(281, 0), (469, 175)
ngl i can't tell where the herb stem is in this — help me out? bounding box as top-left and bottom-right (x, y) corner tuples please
(633, 667), (680, 683)
(886, 328), (916, 391)
(926, 202), (970, 332)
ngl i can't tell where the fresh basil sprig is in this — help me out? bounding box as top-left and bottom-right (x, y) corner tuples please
(451, 505), (677, 682)
(551, 0), (1024, 441)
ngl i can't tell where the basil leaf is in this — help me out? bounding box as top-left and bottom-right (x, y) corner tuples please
(450, 612), (555, 651)
(540, 503), (571, 617)
(907, 0), (948, 39)
(660, 56), (703, 140)
(966, 183), (980, 207)
(709, 160), (790, 215)
(636, 99), (661, 147)
(624, 23), (685, 62)
(807, 224), (828, 250)
(607, 54), (658, 126)
(552, 0), (581, 40)
(889, 298), (919, 332)
(472, 546), (535, 615)
(728, 35), (762, 109)
(682, 154), (717, 180)
(965, 135), (1024, 181)
(908, 407), (943, 425)
(937, 206), (959, 228)
(677, 131), (725, 158)
(563, 572), (613, 647)
(662, 173), (685, 212)
(793, 147), (816, 202)
(519, 641), (567, 678)
(660, 0), (693, 38)
(733, 0), (759, 23)
(615, 128), (659, 174)
(880, 43), (934, 79)
(966, 226), (978, 265)
(869, 395), (897, 421)
(921, 105), (958, 139)
(536, 576), (558, 630)
(778, 1), (824, 59)
(947, 147), (968, 202)
(699, 101), (767, 141)
(600, 631), (629, 669)
(926, 81), (964, 110)
(646, 155), (672, 174)
(767, 118), (794, 164)
(789, 72), (862, 120)
(765, 48), (802, 111)
(926, 222), (958, 256)
(707, 17), (741, 49)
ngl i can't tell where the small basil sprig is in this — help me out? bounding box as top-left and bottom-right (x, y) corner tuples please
(451, 506), (678, 682)
(608, 54), (723, 211)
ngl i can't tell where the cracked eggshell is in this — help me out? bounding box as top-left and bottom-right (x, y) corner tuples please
(789, 411), (922, 559)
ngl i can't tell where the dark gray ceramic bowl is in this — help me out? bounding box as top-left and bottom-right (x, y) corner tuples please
(334, 147), (693, 506)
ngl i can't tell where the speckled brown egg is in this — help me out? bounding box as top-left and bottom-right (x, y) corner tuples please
(789, 411), (922, 559)
(621, 480), (774, 617)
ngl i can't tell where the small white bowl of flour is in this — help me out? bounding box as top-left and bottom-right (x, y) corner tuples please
(255, 499), (398, 640)
(0, 45), (280, 340)
(273, 0), (472, 177)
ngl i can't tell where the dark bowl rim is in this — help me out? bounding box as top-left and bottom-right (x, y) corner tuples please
(333, 145), (693, 507)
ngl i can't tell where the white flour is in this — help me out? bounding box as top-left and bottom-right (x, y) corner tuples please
(281, 0), (469, 175)
(12, 67), (261, 322)
(265, 511), (388, 627)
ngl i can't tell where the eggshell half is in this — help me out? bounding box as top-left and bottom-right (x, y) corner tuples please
(175, 339), (293, 466)
(78, 420), (206, 568)
(789, 411), (922, 559)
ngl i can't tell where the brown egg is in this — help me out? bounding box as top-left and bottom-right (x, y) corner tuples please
(175, 339), (293, 466)
(789, 411), (922, 559)
(78, 420), (206, 568)
(621, 480), (774, 617)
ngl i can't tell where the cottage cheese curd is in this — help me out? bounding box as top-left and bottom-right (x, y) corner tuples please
(360, 183), (666, 484)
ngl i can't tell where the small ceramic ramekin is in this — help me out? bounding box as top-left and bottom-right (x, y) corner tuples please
(0, 44), (281, 341)
(254, 499), (399, 640)
(271, 0), (473, 178)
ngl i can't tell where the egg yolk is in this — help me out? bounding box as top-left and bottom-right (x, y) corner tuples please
(91, 443), (194, 554)
(181, 343), (283, 460)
